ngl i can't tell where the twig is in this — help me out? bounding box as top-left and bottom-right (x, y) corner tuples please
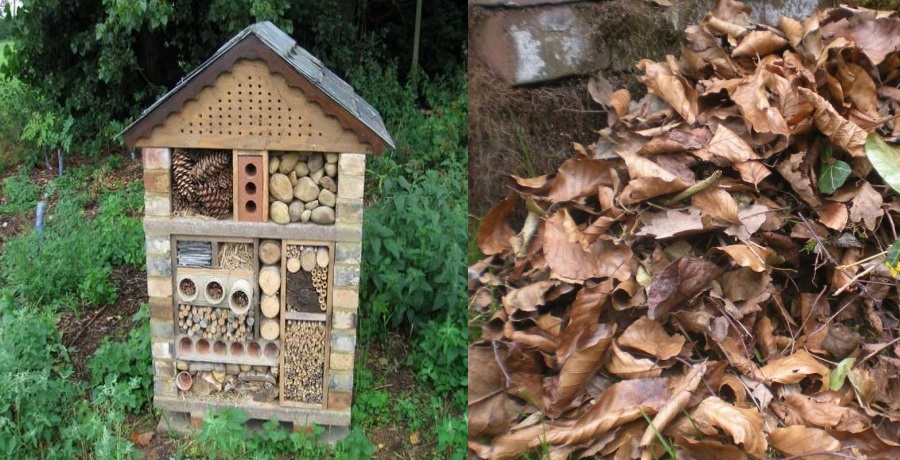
(835, 250), (887, 270)
(797, 213), (877, 303)
(859, 335), (900, 364)
(833, 262), (880, 295)
(64, 304), (110, 347)
(662, 170), (722, 205)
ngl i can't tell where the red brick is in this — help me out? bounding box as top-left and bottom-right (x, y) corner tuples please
(327, 391), (353, 410)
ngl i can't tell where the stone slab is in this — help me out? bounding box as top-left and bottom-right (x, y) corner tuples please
(144, 217), (338, 241)
(156, 411), (351, 444)
(154, 396), (351, 426)
(470, 4), (610, 85)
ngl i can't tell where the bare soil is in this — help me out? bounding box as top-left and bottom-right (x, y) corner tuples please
(60, 264), (146, 381)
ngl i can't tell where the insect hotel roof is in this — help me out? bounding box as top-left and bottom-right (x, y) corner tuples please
(122, 21), (395, 155)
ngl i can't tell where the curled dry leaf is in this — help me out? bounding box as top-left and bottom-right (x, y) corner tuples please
(502, 280), (558, 313)
(478, 195), (517, 255)
(618, 316), (685, 360)
(551, 322), (616, 417)
(678, 396), (767, 458)
(606, 341), (662, 378)
(733, 30), (789, 57)
(547, 157), (615, 203)
(648, 255), (722, 320)
(733, 160), (772, 188)
(637, 59), (698, 124)
(799, 87), (867, 157)
(768, 425), (842, 460)
(484, 378), (669, 460)
(543, 210), (634, 282)
(760, 349), (830, 384)
(784, 391), (870, 433)
(716, 244), (775, 272)
(637, 208), (718, 239)
(638, 361), (707, 457)
(848, 182), (883, 231)
(821, 16), (900, 65)
(468, 344), (524, 438)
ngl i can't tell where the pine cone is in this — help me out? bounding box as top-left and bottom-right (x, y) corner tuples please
(196, 173), (232, 218)
(191, 150), (231, 180)
(172, 149), (196, 212)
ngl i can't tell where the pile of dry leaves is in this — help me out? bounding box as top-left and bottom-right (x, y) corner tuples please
(468, 1), (900, 459)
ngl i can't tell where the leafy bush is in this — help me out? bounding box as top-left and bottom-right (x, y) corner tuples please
(88, 305), (152, 413)
(1, 167), (144, 308)
(0, 167), (41, 215)
(362, 168), (466, 331)
(0, 297), (77, 456)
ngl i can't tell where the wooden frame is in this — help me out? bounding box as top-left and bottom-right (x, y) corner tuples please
(124, 35), (386, 154)
(278, 239), (334, 409)
(171, 236), (260, 338)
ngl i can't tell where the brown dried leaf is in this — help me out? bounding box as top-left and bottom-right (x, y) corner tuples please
(637, 208), (718, 240)
(548, 157), (614, 203)
(760, 349), (829, 384)
(733, 30), (789, 57)
(731, 68), (791, 135)
(617, 147), (691, 204)
(783, 392), (870, 433)
(734, 160), (772, 188)
(552, 322), (616, 417)
(837, 59), (879, 119)
(692, 187), (741, 225)
(673, 435), (747, 460)
(618, 316), (685, 360)
(707, 124), (758, 164)
(468, 344), (524, 437)
(683, 396), (767, 458)
(717, 244), (775, 272)
(769, 426), (842, 460)
(637, 59), (699, 124)
(798, 87), (867, 157)
(648, 255), (722, 320)
(816, 202), (849, 231)
(776, 152), (822, 207)
(130, 430), (154, 447)
(485, 379), (668, 459)
(849, 182), (883, 231)
(607, 341), (662, 378)
(503, 281), (559, 313)
(478, 195), (517, 255)
(821, 16), (900, 65)
(610, 89), (631, 119)
(543, 210), (634, 283)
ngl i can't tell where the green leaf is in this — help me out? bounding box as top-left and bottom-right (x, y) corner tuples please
(829, 357), (855, 391)
(888, 239), (900, 266)
(819, 159), (851, 194)
(866, 132), (900, 192)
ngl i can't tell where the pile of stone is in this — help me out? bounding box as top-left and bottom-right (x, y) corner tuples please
(267, 152), (338, 225)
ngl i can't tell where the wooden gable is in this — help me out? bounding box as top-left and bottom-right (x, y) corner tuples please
(135, 59), (373, 153)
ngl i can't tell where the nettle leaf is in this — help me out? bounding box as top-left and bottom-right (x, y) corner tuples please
(819, 159), (851, 195)
(866, 132), (900, 192)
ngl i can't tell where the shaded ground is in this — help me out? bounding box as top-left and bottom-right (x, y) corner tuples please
(59, 263), (146, 381)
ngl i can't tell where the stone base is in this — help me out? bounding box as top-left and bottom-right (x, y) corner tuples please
(156, 410), (351, 445)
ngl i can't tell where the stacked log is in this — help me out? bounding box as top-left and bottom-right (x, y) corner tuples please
(282, 320), (325, 404)
(267, 152), (338, 225)
(258, 240), (282, 340)
(177, 304), (254, 342)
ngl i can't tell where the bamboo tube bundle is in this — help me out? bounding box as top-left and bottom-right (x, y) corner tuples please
(282, 320), (325, 404)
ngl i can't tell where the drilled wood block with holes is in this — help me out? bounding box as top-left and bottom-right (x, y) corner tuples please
(125, 21), (392, 436)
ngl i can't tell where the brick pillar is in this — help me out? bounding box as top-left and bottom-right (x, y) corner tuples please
(329, 153), (365, 412)
(143, 148), (176, 398)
